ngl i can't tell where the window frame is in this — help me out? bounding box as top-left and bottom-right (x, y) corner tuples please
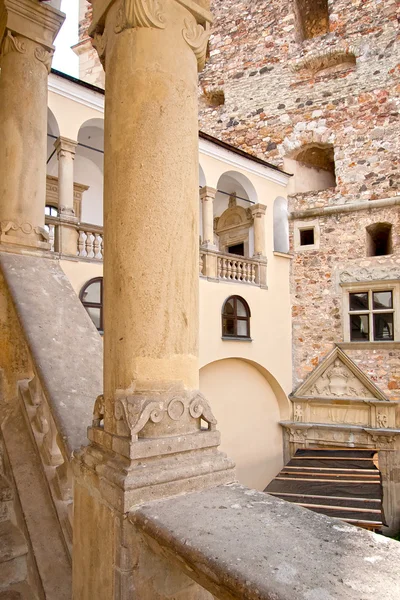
(342, 281), (400, 344)
(80, 277), (104, 333)
(221, 295), (251, 340)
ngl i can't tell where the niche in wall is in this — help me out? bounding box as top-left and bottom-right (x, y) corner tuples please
(366, 223), (392, 257)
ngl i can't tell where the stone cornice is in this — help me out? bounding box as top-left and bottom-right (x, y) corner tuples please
(290, 196), (400, 220)
(0, 0), (65, 50)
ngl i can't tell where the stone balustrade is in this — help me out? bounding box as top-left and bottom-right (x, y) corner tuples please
(19, 374), (73, 555)
(77, 226), (103, 260)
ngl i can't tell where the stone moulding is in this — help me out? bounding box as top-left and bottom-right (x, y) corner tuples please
(291, 44), (360, 75)
(292, 346), (387, 401)
(182, 17), (210, 70)
(103, 387), (217, 439)
(0, 220), (50, 249)
(340, 266), (400, 284)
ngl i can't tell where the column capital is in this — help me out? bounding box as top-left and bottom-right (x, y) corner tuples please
(251, 203), (267, 218)
(199, 185), (217, 201)
(54, 136), (78, 158)
(0, 0), (65, 71)
(89, 0), (213, 71)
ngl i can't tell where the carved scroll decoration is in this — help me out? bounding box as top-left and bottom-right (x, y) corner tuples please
(92, 31), (107, 68)
(92, 394), (105, 427)
(182, 18), (210, 70)
(111, 389), (217, 439)
(0, 31), (27, 58)
(115, 0), (166, 33)
(34, 45), (54, 73)
(0, 221), (49, 242)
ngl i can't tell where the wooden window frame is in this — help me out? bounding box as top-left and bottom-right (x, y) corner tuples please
(221, 295), (251, 340)
(342, 282), (400, 344)
(80, 277), (103, 333)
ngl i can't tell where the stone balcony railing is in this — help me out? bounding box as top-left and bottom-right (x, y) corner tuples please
(46, 217), (267, 287)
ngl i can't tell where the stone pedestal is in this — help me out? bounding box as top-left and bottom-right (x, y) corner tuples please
(73, 1), (235, 598)
(0, 0), (64, 250)
(200, 186), (217, 249)
(251, 203), (267, 257)
(54, 137), (79, 256)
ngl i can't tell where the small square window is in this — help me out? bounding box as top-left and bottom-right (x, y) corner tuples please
(300, 228), (315, 246)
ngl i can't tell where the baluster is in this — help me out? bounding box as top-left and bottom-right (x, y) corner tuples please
(48, 224), (55, 252)
(78, 230), (87, 257)
(232, 260), (238, 281)
(243, 262), (249, 282)
(220, 257), (226, 279)
(94, 233), (103, 260)
(43, 415), (64, 467)
(86, 231), (95, 258)
(251, 264), (256, 284)
(226, 259), (233, 280)
(237, 261), (243, 282)
(199, 252), (204, 275)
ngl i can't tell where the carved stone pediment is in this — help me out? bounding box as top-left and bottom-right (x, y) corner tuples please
(294, 347), (387, 401)
(216, 205), (252, 235)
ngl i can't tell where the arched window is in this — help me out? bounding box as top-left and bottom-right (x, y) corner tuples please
(222, 296), (251, 339)
(80, 277), (103, 333)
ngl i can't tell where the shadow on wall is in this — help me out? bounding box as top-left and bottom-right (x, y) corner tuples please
(200, 358), (290, 491)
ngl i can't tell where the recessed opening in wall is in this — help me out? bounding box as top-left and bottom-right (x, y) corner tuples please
(290, 143), (337, 192)
(366, 223), (392, 257)
(201, 87), (225, 108)
(300, 228), (315, 246)
(294, 0), (329, 42)
(228, 243), (245, 256)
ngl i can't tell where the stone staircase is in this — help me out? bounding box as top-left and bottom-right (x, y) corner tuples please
(0, 445), (38, 600)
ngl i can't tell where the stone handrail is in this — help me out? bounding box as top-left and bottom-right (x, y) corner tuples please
(131, 483), (400, 600)
(0, 253), (103, 560)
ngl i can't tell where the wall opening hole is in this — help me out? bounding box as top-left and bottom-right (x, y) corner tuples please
(228, 243), (245, 256)
(366, 223), (392, 257)
(294, 0), (329, 42)
(300, 228), (315, 246)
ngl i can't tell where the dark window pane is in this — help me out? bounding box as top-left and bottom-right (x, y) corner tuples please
(373, 313), (394, 341)
(237, 319), (248, 337)
(223, 318), (235, 336)
(349, 292), (369, 311)
(224, 299), (234, 315)
(86, 307), (101, 330)
(373, 291), (393, 310)
(83, 281), (101, 303)
(236, 300), (247, 317)
(300, 229), (314, 246)
(350, 314), (369, 341)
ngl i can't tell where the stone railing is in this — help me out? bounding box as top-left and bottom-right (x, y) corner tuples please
(201, 247), (268, 288)
(19, 374), (73, 556)
(77, 225), (103, 260)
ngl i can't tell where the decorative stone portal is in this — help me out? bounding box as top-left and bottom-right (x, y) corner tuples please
(280, 346), (400, 534)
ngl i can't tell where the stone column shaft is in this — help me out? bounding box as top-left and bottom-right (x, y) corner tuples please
(251, 203), (267, 257)
(98, 0), (213, 434)
(200, 186), (217, 248)
(54, 137), (79, 256)
(0, 0), (64, 249)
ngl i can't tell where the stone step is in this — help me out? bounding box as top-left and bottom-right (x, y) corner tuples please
(0, 476), (13, 524)
(0, 522), (28, 589)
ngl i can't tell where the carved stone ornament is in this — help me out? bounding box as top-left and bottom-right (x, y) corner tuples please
(0, 221), (49, 242)
(340, 266), (400, 284)
(293, 404), (303, 422)
(182, 17), (210, 70)
(0, 31), (27, 58)
(34, 45), (54, 73)
(112, 388), (217, 439)
(92, 394), (105, 427)
(294, 347), (387, 401)
(376, 412), (388, 429)
(287, 427), (309, 443)
(92, 31), (107, 67)
(115, 0), (166, 33)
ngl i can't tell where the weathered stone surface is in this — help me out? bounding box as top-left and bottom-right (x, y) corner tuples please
(132, 483), (400, 600)
(0, 252), (102, 454)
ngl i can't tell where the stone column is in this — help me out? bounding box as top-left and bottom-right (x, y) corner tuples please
(0, 0), (64, 250)
(251, 203), (267, 257)
(54, 137), (79, 256)
(73, 1), (235, 597)
(200, 186), (217, 248)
